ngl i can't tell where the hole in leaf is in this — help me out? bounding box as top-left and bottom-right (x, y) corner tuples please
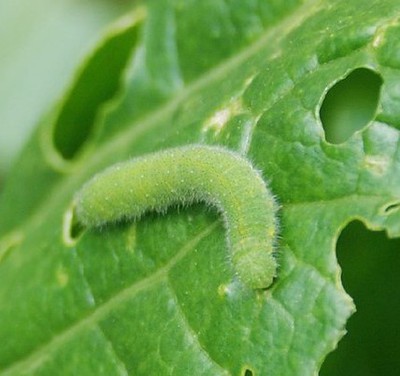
(69, 219), (85, 241)
(53, 19), (141, 160)
(383, 202), (400, 215)
(320, 221), (400, 376)
(62, 204), (85, 245)
(320, 68), (382, 144)
(242, 368), (254, 376)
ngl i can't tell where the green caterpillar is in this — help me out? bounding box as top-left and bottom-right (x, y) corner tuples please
(74, 145), (279, 289)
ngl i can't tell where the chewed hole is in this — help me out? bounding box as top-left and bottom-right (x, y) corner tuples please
(63, 203), (85, 246)
(242, 368), (254, 376)
(320, 221), (400, 376)
(53, 17), (142, 160)
(382, 202), (400, 215)
(320, 68), (383, 144)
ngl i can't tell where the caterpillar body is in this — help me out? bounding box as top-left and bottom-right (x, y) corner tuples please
(74, 145), (279, 289)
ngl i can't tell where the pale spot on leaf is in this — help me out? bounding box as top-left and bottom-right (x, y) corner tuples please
(363, 155), (390, 175)
(56, 266), (69, 287)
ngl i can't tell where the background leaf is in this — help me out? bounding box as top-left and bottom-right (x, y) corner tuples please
(1, 1), (400, 375)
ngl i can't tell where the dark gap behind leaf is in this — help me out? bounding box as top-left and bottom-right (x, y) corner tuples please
(320, 220), (400, 376)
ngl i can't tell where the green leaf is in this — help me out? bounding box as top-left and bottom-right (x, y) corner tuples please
(1, 1), (400, 375)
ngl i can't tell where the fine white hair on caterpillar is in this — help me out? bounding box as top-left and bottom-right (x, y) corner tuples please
(74, 145), (279, 289)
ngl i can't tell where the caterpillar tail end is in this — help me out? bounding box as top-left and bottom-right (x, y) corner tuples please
(235, 251), (277, 290)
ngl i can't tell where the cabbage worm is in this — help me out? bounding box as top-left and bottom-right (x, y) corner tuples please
(74, 145), (279, 289)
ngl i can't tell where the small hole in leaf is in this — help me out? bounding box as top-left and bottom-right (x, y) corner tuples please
(63, 204), (85, 245)
(70, 220), (85, 241)
(243, 369), (253, 376)
(320, 68), (382, 144)
(383, 202), (400, 215)
(320, 221), (400, 376)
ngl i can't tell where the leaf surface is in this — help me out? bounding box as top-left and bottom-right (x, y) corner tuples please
(1, 1), (400, 375)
